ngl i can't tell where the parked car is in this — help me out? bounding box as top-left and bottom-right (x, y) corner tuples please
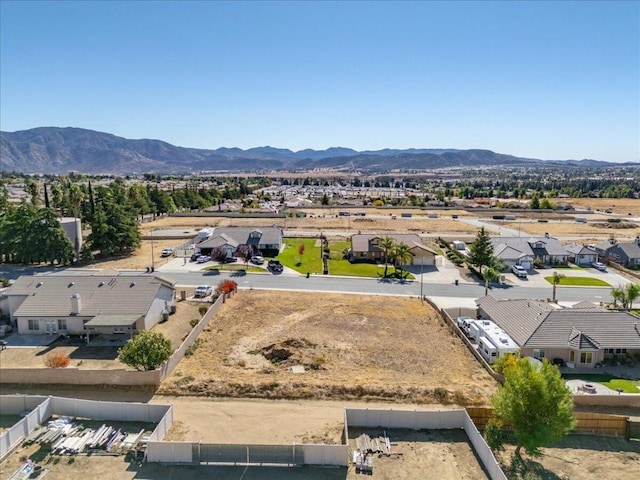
(161, 247), (174, 257)
(268, 259), (284, 273)
(196, 255), (211, 264)
(194, 285), (213, 298)
(190, 252), (201, 262)
(250, 255), (265, 265)
(592, 261), (607, 271)
(511, 265), (528, 278)
(224, 257), (238, 263)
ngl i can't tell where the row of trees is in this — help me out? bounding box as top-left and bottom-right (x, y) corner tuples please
(377, 237), (415, 277)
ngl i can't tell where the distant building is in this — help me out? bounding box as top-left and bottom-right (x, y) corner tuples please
(593, 237), (640, 268)
(350, 234), (436, 265)
(59, 217), (82, 255)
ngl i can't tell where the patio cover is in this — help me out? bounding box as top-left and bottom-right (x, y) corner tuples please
(84, 314), (140, 327)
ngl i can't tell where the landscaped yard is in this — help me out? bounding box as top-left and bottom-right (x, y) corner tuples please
(562, 373), (640, 393)
(278, 238), (413, 278)
(543, 276), (610, 287)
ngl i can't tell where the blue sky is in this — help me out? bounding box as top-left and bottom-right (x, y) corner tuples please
(1, 1), (638, 162)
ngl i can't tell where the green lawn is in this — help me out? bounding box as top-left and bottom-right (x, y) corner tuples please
(554, 264), (587, 270)
(278, 238), (413, 278)
(562, 373), (640, 393)
(544, 276), (610, 287)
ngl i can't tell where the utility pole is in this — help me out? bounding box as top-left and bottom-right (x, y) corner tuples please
(151, 229), (155, 271)
(420, 259), (424, 303)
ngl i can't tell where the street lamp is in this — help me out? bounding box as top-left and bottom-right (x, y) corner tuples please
(150, 229), (155, 271)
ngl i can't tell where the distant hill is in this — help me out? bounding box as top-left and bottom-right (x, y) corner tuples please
(0, 127), (630, 174)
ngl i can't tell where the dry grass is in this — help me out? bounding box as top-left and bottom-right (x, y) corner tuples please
(159, 291), (497, 404)
(486, 219), (640, 239)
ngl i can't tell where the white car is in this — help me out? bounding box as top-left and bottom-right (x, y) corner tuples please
(194, 285), (212, 298)
(592, 262), (607, 271)
(196, 255), (211, 264)
(250, 255), (265, 265)
(511, 265), (528, 278)
(161, 247), (174, 257)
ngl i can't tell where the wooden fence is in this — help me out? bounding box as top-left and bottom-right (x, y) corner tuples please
(466, 407), (630, 438)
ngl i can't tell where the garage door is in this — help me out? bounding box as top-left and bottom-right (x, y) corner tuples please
(520, 260), (532, 269)
(412, 255), (435, 266)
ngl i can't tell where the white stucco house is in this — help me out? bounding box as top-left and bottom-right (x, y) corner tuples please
(0, 270), (176, 342)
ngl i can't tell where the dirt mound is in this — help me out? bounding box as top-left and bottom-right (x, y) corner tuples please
(259, 338), (325, 370)
(592, 221), (637, 229)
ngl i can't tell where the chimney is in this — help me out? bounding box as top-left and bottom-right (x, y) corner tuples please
(544, 232), (549, 239)
(609, 237), (616, 245)
(71, 293), (81, 315)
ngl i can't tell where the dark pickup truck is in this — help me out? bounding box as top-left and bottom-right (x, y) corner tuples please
(268, 259), (284, 273)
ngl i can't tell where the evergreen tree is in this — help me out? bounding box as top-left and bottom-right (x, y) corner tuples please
(468, 227), (494, 274)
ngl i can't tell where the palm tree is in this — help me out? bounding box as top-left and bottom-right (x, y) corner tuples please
(392, 243), (413, 278)
(625, 283), (640, 310)
(483, 266), (500, 296)
(551, 272), (565, 303)
(611, 285), (626, 309)
(378, 236), (396, 278)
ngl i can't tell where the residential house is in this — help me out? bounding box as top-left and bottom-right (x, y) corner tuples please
(593, 237), (640, 268)
(564, 244), (598, 266)
(0, 270), (176, 342)
(476, 296), (640, 367)
(197, 227), (283, 257)
(491, 234), (569, 268)
(350, 234), (437, 266)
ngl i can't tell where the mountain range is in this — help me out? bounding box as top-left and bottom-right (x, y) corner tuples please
(0, 127), (625, 175)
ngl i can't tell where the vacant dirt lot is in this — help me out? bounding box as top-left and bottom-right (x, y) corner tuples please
(496, 435), (640, 480)
(486, 218), (640, 240)
(348, 427), (488, 479)
(159, 291), (497, 404)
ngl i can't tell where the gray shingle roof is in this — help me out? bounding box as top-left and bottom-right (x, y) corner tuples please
(564, 244), (597, 256)
(477, 296), (640, 350)
(8, 272), (174, 318)
(491, 236), (569, 259)
(351, 234), (424, 253)
(198, 233), (239, 249)
(567, 328), (599, 350)
(211, 227), (282, 247)
(475, 296), (556, 346)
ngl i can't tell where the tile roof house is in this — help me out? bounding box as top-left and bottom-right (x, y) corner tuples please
(593, 237), (640, 268)
(350, 234), (437, 266)
(0, 270), (176, 343)
(197, 227), (283, 257)
(476, 296), (640, 367)
(564, 244), (598, 266)
(491, 234), (569, 268)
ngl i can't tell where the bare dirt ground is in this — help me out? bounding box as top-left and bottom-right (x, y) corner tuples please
(158, 290), (497, 404)
(485, 218), (640, 239)
(348, 427), (488, 480)
(496, 435), (640, 480)
(0, 302), (201, 369)
(551, 197), (640, 217)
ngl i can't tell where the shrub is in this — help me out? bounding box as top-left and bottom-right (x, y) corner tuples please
(185, 339), (201, 357)
(216, 279), (238, 295)
(118, 331), (172, 370)
(198, 305), (208, 316)
(433, 387), (449, 403)
(189, 318), (200, 328)
(484, 418), (506, 452)
(44, 353), (70, 368)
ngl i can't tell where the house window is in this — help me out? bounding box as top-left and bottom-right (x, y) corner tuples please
(57, 319), (67, 331)
(533, 349), (545, 359)
(615, 348), (627, 354)
(569, 351), (575, 362)
(113, 327), (126, 334)
(580, 352), (593, 364)
(28, 319), (40, 331)
(360, 252), (367, 257)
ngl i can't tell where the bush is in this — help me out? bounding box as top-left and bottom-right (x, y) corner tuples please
(198, 305), (209, 316)
(433, 387), (449, 402)
(118, 331), (172, 370)
(44, 353), (70, 368)
(216, 279), (237, 295)
(185, 339), (201, 357)
(189, 318), (200, 328)
(484, 418), (506, 452)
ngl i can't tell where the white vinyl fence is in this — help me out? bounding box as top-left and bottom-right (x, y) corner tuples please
(0, 395), (172, 462)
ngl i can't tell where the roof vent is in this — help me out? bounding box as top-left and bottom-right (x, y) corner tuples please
(98, 281), (105, 287)
(68, 282), (75, 288)
(36, 281), (43, 287)
(130, 282), (136, 287)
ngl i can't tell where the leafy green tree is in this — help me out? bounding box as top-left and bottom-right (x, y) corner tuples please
(530, 194), (540, 210)
(492, 356), (575, 457)
(468, 227), (494, 274)
(118, 331), (172, 371)
(35, 208), (74, 265)
(551, 272), (565, 302)
(321, 193), (330, 205)
(378, 236), (396, 278)
(611, 285), (626, 309)
(26, 179), (39, 206)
